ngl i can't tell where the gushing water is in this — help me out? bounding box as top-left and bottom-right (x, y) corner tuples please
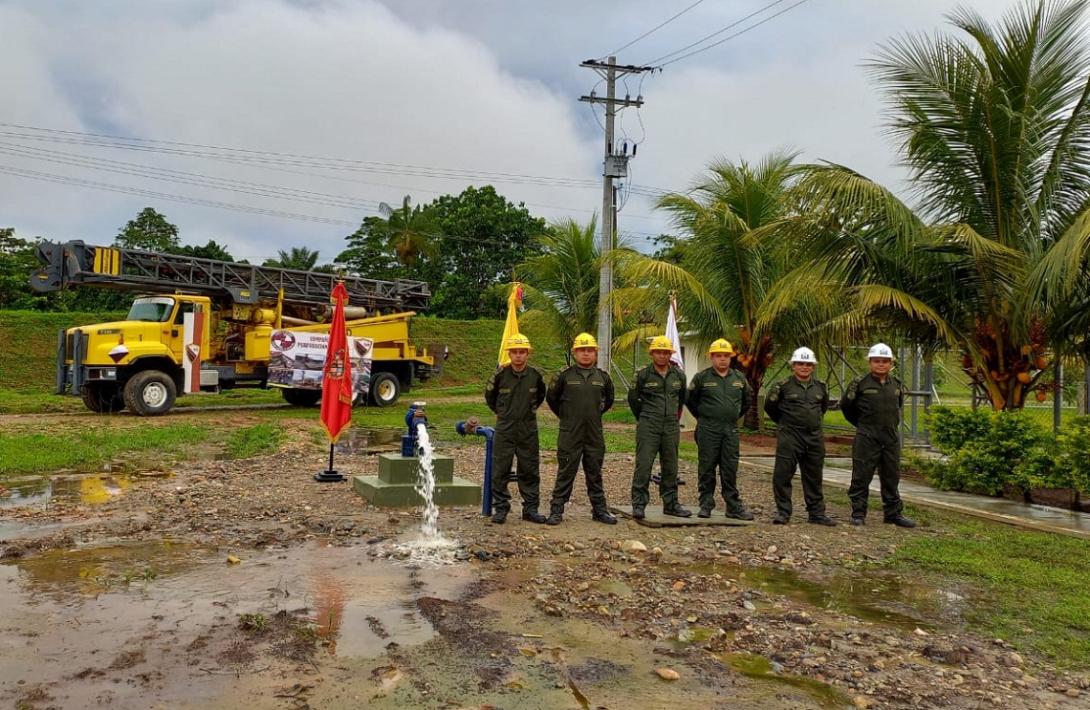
(388, 422), (459, 565)
(414, 422), (440, 539)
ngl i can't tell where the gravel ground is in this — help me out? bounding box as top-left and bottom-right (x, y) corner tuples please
(2, 423), (1089, 709)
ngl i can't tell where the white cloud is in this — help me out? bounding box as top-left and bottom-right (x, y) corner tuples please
(0, 0), (1028, 259)
(0, 0), (600, 258)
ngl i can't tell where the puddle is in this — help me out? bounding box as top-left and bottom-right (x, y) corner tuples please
(335, 427), (402, 455)
(722, 653), (851, 708)
(8, 539), (208, 595)
(0, 471), (167, 508)
(687, 562), (957, 631)
(0, 541), (473, 708)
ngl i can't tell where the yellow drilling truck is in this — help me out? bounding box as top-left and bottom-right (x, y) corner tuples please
(29, 241), (441, 415)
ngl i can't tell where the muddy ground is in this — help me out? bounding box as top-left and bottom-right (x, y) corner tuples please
(2, 414), (1089, 709)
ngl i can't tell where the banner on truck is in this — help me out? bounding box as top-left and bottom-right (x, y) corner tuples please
(268, 329), (373, 397)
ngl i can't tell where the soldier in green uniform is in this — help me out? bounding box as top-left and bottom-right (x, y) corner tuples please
(686, 339), (754, 520)
(544, 332), (617, 525)
(764, 347), (836, 526)
(484, 334), (546, 525)
(842, 343), (916, 528)
(629, 336), (690, 519)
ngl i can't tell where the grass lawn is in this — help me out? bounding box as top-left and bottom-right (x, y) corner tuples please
(886, 517), (1090, 667)
(224, 422), (285, 459)
(0, 424), (214, 476)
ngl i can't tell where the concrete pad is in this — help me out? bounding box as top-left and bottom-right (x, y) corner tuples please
(609, 505), (756, 528)
(377, 453), (454, 484)
(352, 475), (480, 508)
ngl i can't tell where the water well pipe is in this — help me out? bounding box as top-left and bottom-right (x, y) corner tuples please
(402, 401), (428, 456)
(455, 417), (494, 516)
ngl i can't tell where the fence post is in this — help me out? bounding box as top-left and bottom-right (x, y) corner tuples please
(1054, 359), (1063, 433)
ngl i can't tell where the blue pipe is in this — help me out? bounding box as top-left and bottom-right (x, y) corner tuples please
(402, 402), (428, 456)
(456, 419), (494, 516)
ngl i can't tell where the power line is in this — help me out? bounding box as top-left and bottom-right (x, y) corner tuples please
(644, 0), (792, 66)
(0, 142), (384, 212)
(604, 0), (708, 57)
(0, 122), (678, 195)
(657, 0), (813, 67)
(0, 138), (668, 224)
(0, 122), (604, 190)
(0, 162), (664, 251)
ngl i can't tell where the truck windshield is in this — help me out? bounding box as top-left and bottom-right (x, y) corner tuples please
(127, 297), (176, 322)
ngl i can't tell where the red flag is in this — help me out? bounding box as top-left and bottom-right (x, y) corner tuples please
(320, 282), (353, 442)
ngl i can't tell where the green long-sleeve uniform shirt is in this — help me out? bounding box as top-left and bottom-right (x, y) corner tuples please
(685, 367), (750, 427)
(628, 365), (687, 508)
(686, 366), (751, 512)
(484, 364), (546, 513)
(841, 372), (905, 519)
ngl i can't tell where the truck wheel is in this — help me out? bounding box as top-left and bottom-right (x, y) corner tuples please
(123, 370), (177, 416)
(81, 383), (124, 413)
(281, 388), (322, 407)
(370, 372), (400, 407)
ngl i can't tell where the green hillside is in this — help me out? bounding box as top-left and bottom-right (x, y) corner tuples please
(0, 310), (571, 395)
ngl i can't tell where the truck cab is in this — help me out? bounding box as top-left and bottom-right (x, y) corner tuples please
(61, 295), (213, 415)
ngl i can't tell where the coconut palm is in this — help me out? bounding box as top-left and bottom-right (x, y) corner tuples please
(515, 218), (602, 349)
(380, 195), (438, 266)
(649, 150), (820, 428)
(264, 246), (321, 270)
(763, 0), (1090, 410)
(516, 217), (718, 372)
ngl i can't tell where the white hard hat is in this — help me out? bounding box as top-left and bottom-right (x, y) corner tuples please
(868, 343), (894, 359)
(790, 347), (817, 364)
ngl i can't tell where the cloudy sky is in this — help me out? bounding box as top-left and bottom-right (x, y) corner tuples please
(1, 0), (1006, 263)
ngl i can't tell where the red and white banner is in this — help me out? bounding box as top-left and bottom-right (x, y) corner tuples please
(268, 330), (373, 397)
(182, 309), (205, 394)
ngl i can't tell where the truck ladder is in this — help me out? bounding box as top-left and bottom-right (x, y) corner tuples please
(29, 240), (430, 310)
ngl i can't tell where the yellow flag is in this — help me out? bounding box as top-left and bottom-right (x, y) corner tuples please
(498, 283), (523, 367)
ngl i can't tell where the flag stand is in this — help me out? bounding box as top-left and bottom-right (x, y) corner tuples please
(315, 443), (345, 482)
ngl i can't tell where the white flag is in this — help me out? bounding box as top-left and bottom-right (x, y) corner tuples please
(665, 297), (684, 370)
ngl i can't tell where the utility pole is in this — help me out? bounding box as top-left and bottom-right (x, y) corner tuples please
(580, 56), (653, 374)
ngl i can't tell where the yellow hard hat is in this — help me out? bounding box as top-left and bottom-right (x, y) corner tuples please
(504, 334), (532, 351)
(708, 339), (735, 355)
(571, 332), (598, 350)
(649, 335), (675, 353)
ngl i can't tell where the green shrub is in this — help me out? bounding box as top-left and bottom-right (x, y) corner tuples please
(1056, 416), (1090, 496)
(925, 407), (1055, 495)
(928, 406), (992, 452)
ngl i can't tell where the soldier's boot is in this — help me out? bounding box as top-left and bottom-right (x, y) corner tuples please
(808, 514), (837, 527)
(663, 504), (692, 518)
(697, 506), (713, 519)
(725, 508), (754, 521)
(632, 506), (645, 520)
(545, 506), (564, 526)
(522, 509), (546, 524)
(592, 508), (617, 525)
(884, 514), (916, 528)
(490, 510), (508, 524)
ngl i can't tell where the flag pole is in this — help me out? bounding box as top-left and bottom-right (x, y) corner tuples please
(315, 279), (351, 483)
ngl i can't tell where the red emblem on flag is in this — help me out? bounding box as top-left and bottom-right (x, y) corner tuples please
(320, 282), (353, 442)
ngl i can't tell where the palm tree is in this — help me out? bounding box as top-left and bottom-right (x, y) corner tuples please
(651, 150), (815, 428)
(516, 218), (717, 371)
(264, 246), (321, 271)
(765, 0), (1090, 410)
(516, 218), (601, 348)
(380, 195), (438, 266)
